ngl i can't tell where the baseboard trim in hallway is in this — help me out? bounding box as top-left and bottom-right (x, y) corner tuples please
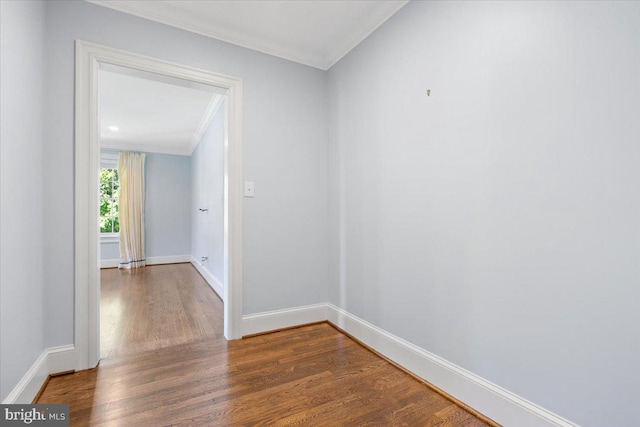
(1, 345), (76, 404)
(325, 321), (501, 427)
(38, 323), (494, 426)
(8, 274), (577, 427)
(244, 303), (579, 427)
(242, 303), (328, 336)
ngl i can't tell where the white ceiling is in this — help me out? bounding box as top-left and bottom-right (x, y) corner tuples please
(99, 64), (225, 156)
(87, 0), (409, 70)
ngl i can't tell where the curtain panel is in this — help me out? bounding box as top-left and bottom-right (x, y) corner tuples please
(118, 152), (146, 269)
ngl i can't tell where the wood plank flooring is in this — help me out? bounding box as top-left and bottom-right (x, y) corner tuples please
(100, 264), (221, 359)
(37, 263), (493, 426)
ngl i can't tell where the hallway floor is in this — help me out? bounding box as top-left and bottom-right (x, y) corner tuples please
(37, 263), (494, 426)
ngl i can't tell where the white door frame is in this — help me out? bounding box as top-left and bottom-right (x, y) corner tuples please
(74, 40), (244, 371)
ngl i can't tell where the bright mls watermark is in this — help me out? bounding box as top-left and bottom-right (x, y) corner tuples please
(0, 405), (69, 426)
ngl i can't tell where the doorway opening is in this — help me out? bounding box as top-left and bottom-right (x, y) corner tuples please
(75, 41), (244, 371)
(97, 63), (227, 359)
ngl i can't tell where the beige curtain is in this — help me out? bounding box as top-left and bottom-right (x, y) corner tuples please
(118, 152), (146, 269)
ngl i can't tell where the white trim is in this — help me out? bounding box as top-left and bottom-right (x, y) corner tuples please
(145, 255), (192, 265)
(100, 259), (119, 269)
(187, 93), (225, 155)
(324, 1), (409, 69)
(100, 233), (119, 244)
(85, 0), (325, 69)
(189, 255), (223, 300)
(241, 302), (579, 427)
(75, 40), (244, 372)
(85, 0), (408, 70)
(324, 304), (579, 427)
(99, 151), (119, 168)
(100, 140), (193, 156)
(242, 303), (329, 337)
(223, 66), (243, 341)
(1, 346), (76, 404)
(100, 254), (192, 269)
(75, 40), (100, 372)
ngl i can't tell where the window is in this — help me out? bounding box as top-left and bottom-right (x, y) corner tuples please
(100, 167), (120, 236)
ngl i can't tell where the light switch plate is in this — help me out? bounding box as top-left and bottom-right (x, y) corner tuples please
(244, 181), (255, 197)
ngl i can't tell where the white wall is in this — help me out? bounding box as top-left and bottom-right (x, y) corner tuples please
(328, 1), (640, 426)
(100, 150), (192, 262)
(41, 0), (329, 347)
(192, 102), (226, 286)
(0, 0), (47, 401)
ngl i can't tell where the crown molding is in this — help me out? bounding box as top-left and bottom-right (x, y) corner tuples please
(325, 0), (409, 69)
(85, 0), (408, 70)
(188, 93), (225, 155)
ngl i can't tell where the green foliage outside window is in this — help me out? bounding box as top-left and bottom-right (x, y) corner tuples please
(100, 168), (120, 233)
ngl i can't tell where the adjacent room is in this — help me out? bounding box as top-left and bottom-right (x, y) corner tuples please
(96, 64), (228, 359)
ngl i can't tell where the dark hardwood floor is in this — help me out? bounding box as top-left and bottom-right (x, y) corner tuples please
(37, 263), (494, 426)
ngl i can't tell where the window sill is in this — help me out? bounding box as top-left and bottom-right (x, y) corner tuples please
(100, 233), (119, 244)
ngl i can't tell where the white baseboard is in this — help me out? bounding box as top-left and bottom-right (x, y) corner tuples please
(324, 304), (578, 427)
(100, 259), (119, 268)
(2, 345), (76, 404)
(190, 256), (223, 300)
(241, 302), (578, 427)
(147, 255), (192, 265)
(8, 303), (576, 426)
(100, 254), (191, 269)
(242, 303), (328, 337)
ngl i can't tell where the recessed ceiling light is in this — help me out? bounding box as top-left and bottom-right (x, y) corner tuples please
(108, 126), (119, 132)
